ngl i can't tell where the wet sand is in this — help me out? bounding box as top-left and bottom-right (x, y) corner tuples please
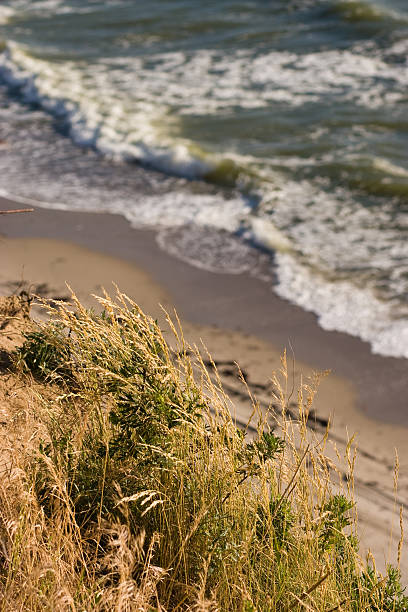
(1, 199), (407, 425)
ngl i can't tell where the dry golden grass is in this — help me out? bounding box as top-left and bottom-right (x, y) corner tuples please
(0, 290), (406, 611)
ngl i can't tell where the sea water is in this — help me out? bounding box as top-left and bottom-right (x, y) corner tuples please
(0, 0), (408, 358)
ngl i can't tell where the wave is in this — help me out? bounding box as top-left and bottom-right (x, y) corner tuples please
(0, 6), (14, 25)
(0, 0), (102, 19)
(274, 251), (408, 359)
(0, 43), (212, 179)
(316, 156), (408, 198)
(1, 35), (408, 360)
(1, 39), (407, 186)
(329, 0), (408, 24)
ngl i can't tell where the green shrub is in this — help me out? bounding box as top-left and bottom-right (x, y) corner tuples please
(16, 325), (72, 382)
(319, 494), (354, 552)
(3, 290), (405, 611)
(352, 564), (408, 611)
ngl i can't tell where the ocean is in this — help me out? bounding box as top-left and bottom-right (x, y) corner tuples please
(0, 0), (408, 358)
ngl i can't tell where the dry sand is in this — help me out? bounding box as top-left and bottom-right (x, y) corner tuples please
(1, 200), (408, 578)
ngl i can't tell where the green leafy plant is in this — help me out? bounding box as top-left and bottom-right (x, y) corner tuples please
(319, 494), (354, 552)
(352, 564), (408, 611)
(1, 290), (405, 611)
(256, 497), (294, 550)
(16, 326), (72, 382)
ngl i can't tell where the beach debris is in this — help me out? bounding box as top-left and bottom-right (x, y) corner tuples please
(0, 208), (34, 214)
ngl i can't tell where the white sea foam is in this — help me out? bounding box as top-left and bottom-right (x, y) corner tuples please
(1, 38), (406, 184)
(0, 183), (249, 236)
(156, 225), (264, 274)
(120, 192), (250, 233)
(0, 6), (14, 24)
(256, 174), (408, 299)
(372, 157), (408, 178)
(250, 217), (292, 253)
(247, 167), (408, 359)
(0, 0), (97, 17)
(1, 28), (408, 359)
(274, 251), (408, 359)
(0, 44), (211, 178)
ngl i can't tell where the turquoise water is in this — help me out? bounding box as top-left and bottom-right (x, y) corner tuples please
(1, 0), (408, 357)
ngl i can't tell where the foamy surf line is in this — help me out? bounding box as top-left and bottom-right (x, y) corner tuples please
(1, 120), (407, 362)
(0, 189), (64, 209)
(0, 86), (406, 360)
(0, 43), (212, 179)
(1, 185), (407, 361)
(274, 252), (408, 360)
(1, 36), (407, 179)
(1, 27), (408, 360)
(0, 6), (14, 25)
(2, 202), (408, 427)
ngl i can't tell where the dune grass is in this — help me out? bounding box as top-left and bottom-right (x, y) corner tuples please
(0, 290), (406, 611)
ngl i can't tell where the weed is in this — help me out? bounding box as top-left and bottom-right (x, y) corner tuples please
(0, 290), (405, 611)
(352, 564), (408, 611)
(16, 325), (72, 383)
(319, 494), (354, 552)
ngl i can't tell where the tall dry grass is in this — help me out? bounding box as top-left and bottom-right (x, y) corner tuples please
(0, 290), (406, 611)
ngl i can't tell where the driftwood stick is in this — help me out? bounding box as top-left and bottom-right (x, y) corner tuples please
(0, 208), (34, 215)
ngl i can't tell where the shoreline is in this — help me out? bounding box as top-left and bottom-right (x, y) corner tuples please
(1, 199), (408, 576)
(1, 199), (407, 425)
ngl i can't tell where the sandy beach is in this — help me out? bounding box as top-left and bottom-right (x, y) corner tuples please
(1, 198), (408, 577)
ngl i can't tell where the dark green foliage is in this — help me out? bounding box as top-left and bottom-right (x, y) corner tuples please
(16, 326), (72, 382)
(319, 494), (354, 552)
(250, 431), (285, 463)
(256, 497), (294, 550)
(317, 494), (359, 590)
(109, 385), (203, 462)
(269, 498), (295, 548)
(352, 564), (408, 611)
(238, 432), (284, 478)
(381, 566), (408, 611)
(197, 508), (242, 577)
(27, 309), (206, 531)
(38, 428), (111, 525)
